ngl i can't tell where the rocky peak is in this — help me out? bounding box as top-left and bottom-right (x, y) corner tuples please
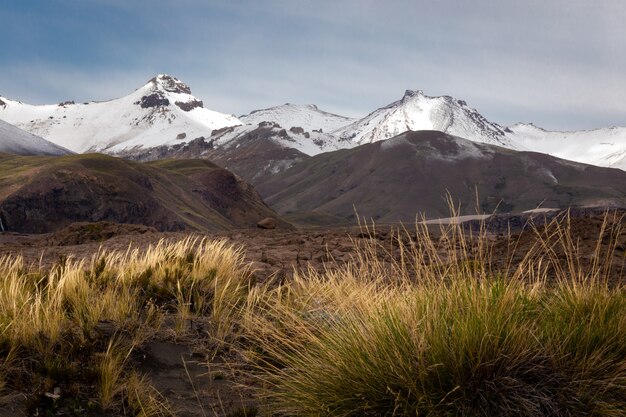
(402, 89), (424, 101)
(137, 75), (205, 111)
(149, 74), (192, 95)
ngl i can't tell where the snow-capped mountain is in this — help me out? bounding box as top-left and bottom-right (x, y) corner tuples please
(209, 103), (358, 156)
(0, 74), (241, 153)
(3, 75), (626, 173)
(328, 89), (626, 171)
(506, 123), (626, 171)
(0, 119), (70, 155)
(242, 103), (355, 133)
(332, 90), (513, 147)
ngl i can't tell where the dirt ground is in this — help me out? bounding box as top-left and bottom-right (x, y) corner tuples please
(0, 213), (624, 416)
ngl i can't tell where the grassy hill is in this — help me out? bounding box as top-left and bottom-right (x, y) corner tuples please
(0, 153), (287, 233)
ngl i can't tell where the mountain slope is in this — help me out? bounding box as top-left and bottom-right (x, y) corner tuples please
(117, 103), (355, 182)
(0, 119), (70, 155)
(333, 90), (512, 147)
(118, 122), (311, 184)
(0, 75), (241, 153)
(329, 90), (626, 172)
(206, 103), (357, 156)
(0, 153), (288, 233)
(242, 103), (355, 133)
(256, 130), (626, 223)
(506, 123), (626, 171)
(4, 77), (626, 173)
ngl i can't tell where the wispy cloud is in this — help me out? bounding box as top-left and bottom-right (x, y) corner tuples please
(1, 0), (624, 130)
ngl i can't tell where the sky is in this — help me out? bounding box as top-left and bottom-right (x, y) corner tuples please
(0, 0), (624, 130)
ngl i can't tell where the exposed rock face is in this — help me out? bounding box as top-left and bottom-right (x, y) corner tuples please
(138, 93), (170, 109)
(58, 101), (75, 107)
(259, 121), (280, 129)
(289, 126), (305, 135)
(0, 98), (5, 107)
(210, 126), (235, 137)
(257, 217), (277, 229)
(0, 171), (179, 234)
(150, 74), (192, 94)
(175, 99), (203, 111)
(116, 137), (215, 161)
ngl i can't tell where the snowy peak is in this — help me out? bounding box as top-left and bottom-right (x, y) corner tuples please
(334, 89), (511, 147)
(149, 74), (192, 94)
(401, 89), (424, 101)
(209, 102), (359, 156)
(135, 74), (204, 112)
(0, 74), (241, 153)
(241, 103), (356, 133)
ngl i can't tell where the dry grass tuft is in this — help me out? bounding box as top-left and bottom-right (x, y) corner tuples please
(0, 236), (249, 414)
(240, 211), (626, 416)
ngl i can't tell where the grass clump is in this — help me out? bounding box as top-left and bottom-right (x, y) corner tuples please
(0, 236), (250, 415)
(241, 212), (626, 416)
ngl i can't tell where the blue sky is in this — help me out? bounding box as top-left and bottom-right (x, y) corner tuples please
(1, 0), (624, 130)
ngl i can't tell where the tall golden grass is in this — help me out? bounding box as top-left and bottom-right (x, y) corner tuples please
(0, 213), (624, 416)
(0, 237), (249, 415)
(241, 212), (626, 416)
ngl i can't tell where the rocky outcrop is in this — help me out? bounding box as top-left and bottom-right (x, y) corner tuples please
(257, 217), (277, 229)
(138, 93), (170, 109)
(0, 166), (182, 234)
(175, 99), (203, 112)
(150, 75), (192, 94)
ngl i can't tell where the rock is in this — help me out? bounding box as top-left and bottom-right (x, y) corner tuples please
(175, 99), (203, 112)
(138, 93), (170, 109)
(257, 217), (277, 230)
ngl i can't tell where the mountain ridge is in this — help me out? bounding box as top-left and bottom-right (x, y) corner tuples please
(2, 74), (626, 171)
(256, 130), (626, 224)
(0, 74), (241, 154)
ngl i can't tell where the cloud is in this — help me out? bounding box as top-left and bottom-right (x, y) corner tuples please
(1, 0), (624, 130)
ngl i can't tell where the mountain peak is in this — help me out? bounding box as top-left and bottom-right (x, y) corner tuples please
(148, 74), (192, 95)
(402, 89), (424, 101)
(137, 74), (205, 112)
(335, 88), (510, 146)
